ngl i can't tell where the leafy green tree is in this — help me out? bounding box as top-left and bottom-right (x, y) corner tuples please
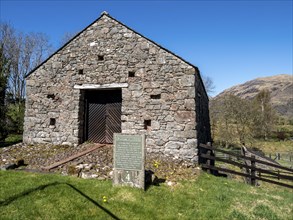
(6, 102), (25, 134)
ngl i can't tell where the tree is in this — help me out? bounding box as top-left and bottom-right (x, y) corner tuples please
(0, 45), (10, 140)
(210, 96), (237, 147)
(59, 32), (75, 47)
(210, 94), (254, 147)
(0, 22), (52, 134)
(230, 96), (254, 144)
(252, 89), (276, 140)
(202, 75), (215, 97)
(210, 90), (278, 147)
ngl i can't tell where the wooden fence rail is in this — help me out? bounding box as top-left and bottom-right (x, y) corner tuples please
(216, 150), (292, 168)
(199, 144), (293, 189)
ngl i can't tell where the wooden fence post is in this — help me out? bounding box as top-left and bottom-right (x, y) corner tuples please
(251, 155), (256, 186)
(207, 150), (211, 174)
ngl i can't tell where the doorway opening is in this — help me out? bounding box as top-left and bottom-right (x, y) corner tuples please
(84, 89), (122, 144)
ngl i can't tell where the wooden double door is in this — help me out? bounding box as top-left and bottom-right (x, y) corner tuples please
(84, 89), (122, 144)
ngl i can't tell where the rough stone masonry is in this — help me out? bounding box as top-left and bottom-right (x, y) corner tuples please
(23, 12), (211, 163)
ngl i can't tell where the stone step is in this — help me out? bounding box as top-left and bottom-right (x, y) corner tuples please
(42, 144), (105, 171)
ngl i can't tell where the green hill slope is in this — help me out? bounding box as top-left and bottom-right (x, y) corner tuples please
(215, 74), (293, 118)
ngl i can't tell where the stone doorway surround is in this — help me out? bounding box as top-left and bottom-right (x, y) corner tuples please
(74, 83), (128, 144)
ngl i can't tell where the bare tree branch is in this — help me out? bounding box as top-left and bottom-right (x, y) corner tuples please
(0, 22), (52, 103)
(202, 75), (215, 97)
(59, 32), (76, 47)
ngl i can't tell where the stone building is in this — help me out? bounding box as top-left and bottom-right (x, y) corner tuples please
(23, 12), (211, 163)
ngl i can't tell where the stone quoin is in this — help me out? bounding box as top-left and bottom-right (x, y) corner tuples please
(23, 12), (211, 163)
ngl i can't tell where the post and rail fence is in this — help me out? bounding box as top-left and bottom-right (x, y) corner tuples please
(199, 143), (293, 189)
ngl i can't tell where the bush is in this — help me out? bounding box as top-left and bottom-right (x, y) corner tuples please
(276, 131), (286, 141)
(0, 105), (8, 141)
(6, 102), (25, 134)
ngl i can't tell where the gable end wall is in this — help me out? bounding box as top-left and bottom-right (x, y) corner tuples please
(23, 14), (211, 163)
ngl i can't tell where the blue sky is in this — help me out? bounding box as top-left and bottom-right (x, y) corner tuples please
(1, 0), (292, 95)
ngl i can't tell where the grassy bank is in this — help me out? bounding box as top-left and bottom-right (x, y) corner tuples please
(253, 140), (292, 153)
(252, 140), (293, 167)
(0, 171), (292, 220)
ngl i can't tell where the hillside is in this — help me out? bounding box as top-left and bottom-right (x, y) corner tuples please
(215, 74), (293, 118)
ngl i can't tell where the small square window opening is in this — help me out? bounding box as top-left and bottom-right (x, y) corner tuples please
(78, 69), (84, 75)
(47, 94), (55, 99)
(150, 94), (161, 99)
(98, 55), (104, 61)
(128, 71), (135, 77)
(50, 118), (56, 126)
(144, 120), (151, 130)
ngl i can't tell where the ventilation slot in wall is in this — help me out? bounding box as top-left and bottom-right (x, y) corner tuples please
(47, 94), (55, 99)
(128, 71), (135, 77)
(150, 94), (161, 99)
(144, 120), (151, 130)
(78, 69), (84, 75)
(50, 118), (56, 126)
(98, 55), (104, 61)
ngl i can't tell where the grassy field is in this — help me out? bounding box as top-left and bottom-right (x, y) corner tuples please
(252, 140), (293, 168)
(0, 171), (292, 220)
(253, 140), (293, 153)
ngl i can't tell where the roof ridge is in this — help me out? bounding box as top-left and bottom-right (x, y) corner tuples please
(101, 11), (109, 16)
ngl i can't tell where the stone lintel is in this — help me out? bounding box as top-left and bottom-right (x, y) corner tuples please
(74, 83), (128, 90)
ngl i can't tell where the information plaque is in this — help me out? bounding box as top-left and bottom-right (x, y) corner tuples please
(113, 134), (145, 189)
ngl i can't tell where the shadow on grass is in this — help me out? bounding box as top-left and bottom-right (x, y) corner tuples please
(0, 181), (120, 220)
(145, 170), (166, 191)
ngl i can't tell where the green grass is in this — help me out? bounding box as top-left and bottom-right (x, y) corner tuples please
(213, 138), (293, 167)
(252, 140), (293, 167)
(0, 171), (292, 220)
(253, 140), (292, 154)
(0, 134), (22, 148)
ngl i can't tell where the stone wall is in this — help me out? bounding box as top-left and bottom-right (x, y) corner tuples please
(23, 13), (211, 163)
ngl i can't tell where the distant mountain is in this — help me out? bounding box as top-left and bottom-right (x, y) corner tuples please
(214, 74), (293, 118)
